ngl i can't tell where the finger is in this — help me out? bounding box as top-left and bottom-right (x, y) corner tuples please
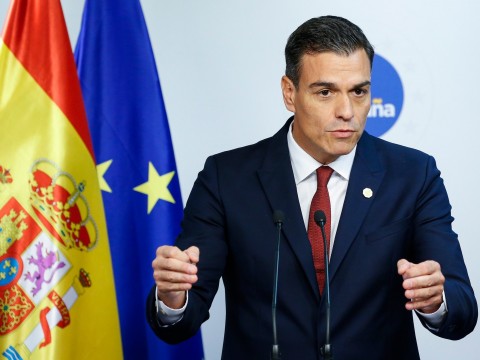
(404, 284), (444, 301)
(397, 259), (413, 276)
(405, 293), (444, 312)
(153, 268), (198, 295)
(156, 280), (194, 293)
(153, 255), (197, 275)
(156, 245), (191, 263)
(184, 246), (200, 264)
(402, 272), (445, 290)
(153, 268), (198, 285)
(401, 260), (441, 280)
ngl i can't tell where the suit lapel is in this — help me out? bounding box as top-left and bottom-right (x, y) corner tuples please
(257, 119), (320, 301)
(329, 133), (385, 282)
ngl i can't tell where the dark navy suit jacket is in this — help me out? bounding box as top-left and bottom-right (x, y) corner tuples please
(147, 118), (477, 359)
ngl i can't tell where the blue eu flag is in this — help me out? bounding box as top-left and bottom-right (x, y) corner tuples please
(74, 1), (204, 359)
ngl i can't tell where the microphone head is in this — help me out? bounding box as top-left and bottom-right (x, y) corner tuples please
(314, 210), (327, 226)
(273, 210), (285, 225)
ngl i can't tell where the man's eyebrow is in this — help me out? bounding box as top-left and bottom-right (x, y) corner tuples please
(352, 81), (371, 89)
(308, 80), (371, 89)
(309, 81), (335, 89)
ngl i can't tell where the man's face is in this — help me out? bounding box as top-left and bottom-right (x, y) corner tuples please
(282, 49), (371, 164)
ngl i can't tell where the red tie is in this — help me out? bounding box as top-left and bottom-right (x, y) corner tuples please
(307, 166), (334, 296)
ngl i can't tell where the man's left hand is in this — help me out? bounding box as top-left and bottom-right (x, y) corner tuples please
(397, 259), (445, 314)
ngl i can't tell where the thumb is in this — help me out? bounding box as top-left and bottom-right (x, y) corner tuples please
(184, 246), (200, 264)
(397, 258), (413, 277)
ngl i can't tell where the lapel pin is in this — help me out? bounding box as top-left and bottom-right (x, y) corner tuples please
(363, 188), (373, 198)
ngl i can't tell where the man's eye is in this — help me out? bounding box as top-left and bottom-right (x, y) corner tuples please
(319, 89), (330, 96)
(354, 88), (367, 96)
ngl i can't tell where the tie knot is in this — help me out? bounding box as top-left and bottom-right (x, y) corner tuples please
(316, 166), (333, 188)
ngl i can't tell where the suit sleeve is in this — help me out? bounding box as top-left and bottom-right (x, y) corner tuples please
(146, 156), (228, 344)
(412, 156), (477, 339)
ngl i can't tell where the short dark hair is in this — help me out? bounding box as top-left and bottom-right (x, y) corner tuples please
(285, 16), (374, 87)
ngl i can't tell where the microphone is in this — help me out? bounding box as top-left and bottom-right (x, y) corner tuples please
(271, 210), (284, 360)
(314, 210), (333, 360)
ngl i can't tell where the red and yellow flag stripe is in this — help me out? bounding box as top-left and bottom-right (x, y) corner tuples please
(2, 0), (94, 157)
(0, 1), (122, 359)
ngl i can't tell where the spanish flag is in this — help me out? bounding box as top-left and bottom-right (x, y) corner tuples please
(0, 1), (122, 359)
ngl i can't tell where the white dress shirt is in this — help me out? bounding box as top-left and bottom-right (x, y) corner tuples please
(287, 121), (354, 254)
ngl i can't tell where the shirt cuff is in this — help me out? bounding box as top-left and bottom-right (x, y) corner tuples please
(155, 289), (188, 326)
(415, 291), (448, 331)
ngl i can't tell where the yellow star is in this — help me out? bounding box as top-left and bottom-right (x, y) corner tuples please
(0, 272), (5, 280)
(3, 260), (10, 269)
(133, 162), (176, 214)
(9, 266), (17, 275)
(97, 160), (113, 193)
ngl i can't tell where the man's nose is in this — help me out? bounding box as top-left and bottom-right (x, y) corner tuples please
(335, 94), (354, 121)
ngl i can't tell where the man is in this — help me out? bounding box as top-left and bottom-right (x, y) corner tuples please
(147, 16), (477, 359)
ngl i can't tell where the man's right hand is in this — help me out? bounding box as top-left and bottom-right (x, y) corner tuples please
(152, 245), (199, 309)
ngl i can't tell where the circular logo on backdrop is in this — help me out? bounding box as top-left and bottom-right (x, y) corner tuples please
(365, 54), (404, 137)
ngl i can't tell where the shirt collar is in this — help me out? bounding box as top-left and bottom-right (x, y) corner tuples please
(287, 121), (356, 184)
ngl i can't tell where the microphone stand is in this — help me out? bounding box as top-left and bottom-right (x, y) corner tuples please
(271, 210), (284, 360)
(316, 211), (333, 360)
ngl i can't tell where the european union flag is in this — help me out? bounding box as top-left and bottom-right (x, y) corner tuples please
(74, 1), (204, 359)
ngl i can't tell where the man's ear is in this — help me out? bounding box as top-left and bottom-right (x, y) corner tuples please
(281, 75), (296, 113)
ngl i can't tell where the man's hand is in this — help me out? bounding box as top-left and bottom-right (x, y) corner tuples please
(152, 245), (199, 309)
(397, 259), (445, 314)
